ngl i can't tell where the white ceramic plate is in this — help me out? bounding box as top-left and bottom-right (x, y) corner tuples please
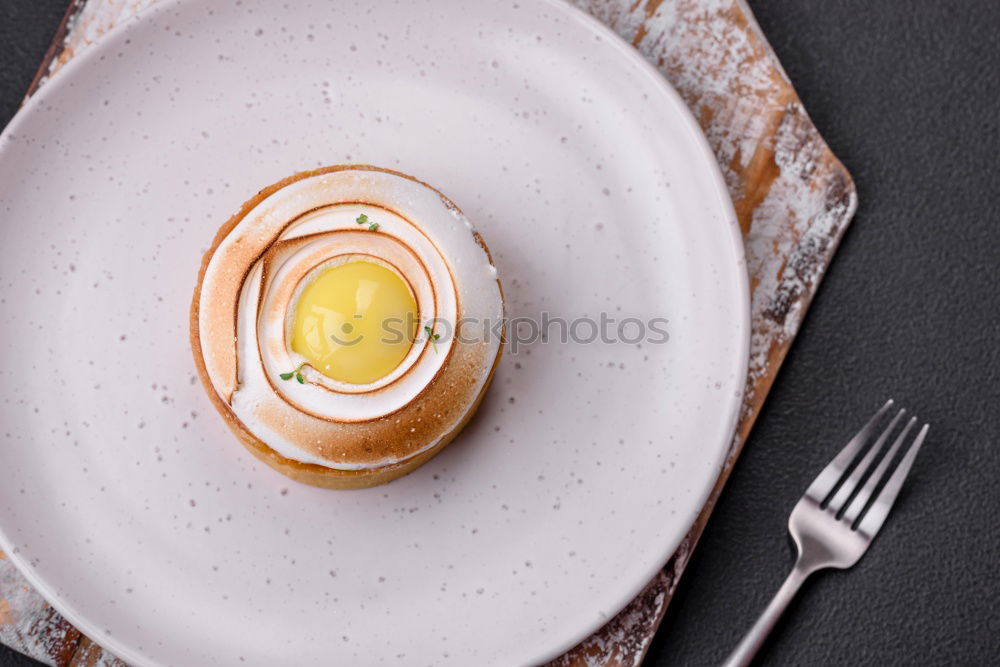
(0, 0), (748, 664)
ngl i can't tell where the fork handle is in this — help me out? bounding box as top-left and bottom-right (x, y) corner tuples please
(720, 563), (813, 667)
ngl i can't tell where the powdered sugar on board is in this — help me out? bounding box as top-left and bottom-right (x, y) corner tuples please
(743, 107), (855, 392)
(0, 551), (80, 665)
(3, 0), (856, 665)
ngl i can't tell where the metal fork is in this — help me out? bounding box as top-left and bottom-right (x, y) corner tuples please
(722, 399), (929, 667)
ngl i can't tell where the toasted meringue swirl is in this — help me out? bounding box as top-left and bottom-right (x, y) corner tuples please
(195, 167), (503, 471)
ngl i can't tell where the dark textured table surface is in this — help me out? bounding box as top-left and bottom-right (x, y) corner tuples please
(1, 1), (998, 665)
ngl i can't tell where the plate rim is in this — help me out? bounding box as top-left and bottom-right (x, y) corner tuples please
(0, 0), (751, 664)
(528, 2), (750, 661)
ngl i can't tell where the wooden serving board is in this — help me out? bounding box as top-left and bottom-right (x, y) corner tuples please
(1, 0), (856, 665)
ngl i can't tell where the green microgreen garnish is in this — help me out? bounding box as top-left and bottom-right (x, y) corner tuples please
(280, 363), (307, 383)
(356, 213), (380, 232)
(424, 325), (441, 353)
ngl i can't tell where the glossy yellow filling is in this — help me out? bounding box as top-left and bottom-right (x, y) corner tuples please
(291, 261), (418, 384)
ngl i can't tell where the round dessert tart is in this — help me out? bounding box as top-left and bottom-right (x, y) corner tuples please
(191, 166), (504, 489)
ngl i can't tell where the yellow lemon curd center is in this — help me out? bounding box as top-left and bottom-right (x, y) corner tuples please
(291, 261), (418, 385)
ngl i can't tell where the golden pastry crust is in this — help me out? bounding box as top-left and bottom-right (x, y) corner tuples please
(190, 165), (504, 489)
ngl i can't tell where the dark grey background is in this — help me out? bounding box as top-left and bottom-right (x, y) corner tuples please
(1, 1), (997, 665)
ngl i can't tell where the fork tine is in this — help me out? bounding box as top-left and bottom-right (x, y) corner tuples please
(803, 399), (895, 504)
(856, 423), (929, 537)
(842, 416), (917, 523)
(826, 408), (906, 512)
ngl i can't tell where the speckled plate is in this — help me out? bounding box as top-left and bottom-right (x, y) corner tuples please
(0, 0), (748, 664)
